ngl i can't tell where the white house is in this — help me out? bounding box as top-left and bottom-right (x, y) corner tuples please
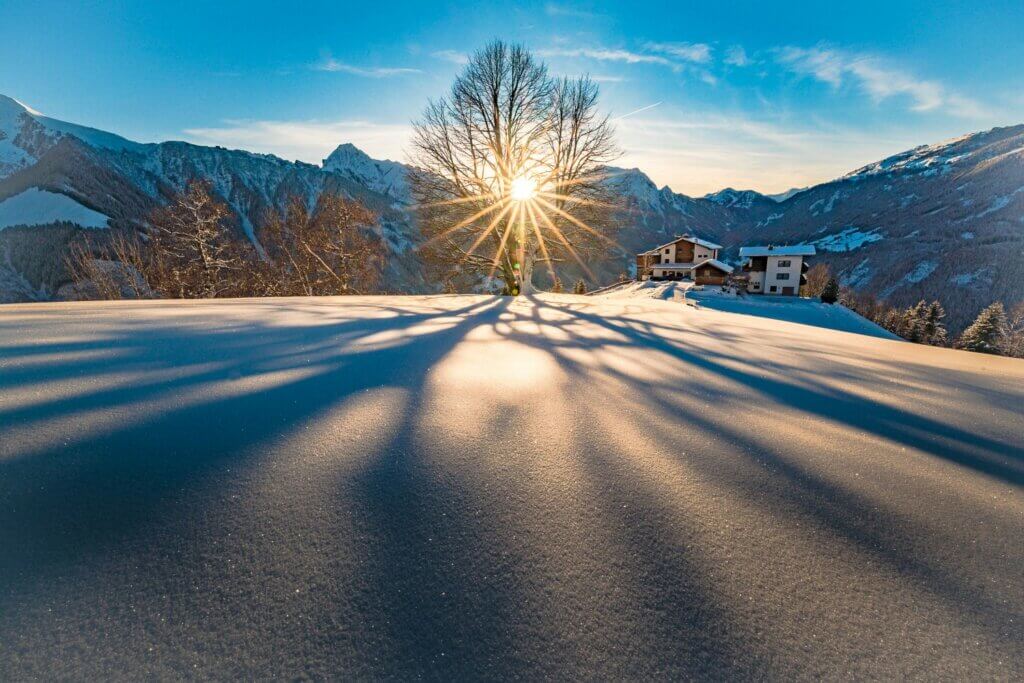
(738, 245), (815, 295)
(636, 235), (734, 285)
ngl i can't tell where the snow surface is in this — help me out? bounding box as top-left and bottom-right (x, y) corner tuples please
(0, 188), (109, 229)
(812, 227), (883, 253)
(1, 295), (1022, 679)
(841, 258), (873, 288)
(597, 281), (894, 338)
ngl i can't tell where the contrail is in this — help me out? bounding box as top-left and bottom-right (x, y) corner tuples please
(614, 101), (662, 121)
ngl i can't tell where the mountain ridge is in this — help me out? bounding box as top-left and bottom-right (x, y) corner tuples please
(1, 93), (1022, 330)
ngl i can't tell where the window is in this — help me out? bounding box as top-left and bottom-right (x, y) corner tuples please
(778, 259), (791, 267)
(769, 285), (777, 293)
(664, 249), (670, 254)
(776, 272), (790, 280)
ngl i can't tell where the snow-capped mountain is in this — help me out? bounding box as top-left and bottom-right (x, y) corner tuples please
(1, 92), (1022, 329)
(0, 94), (425, 294)
(321, 143), (410, 204)
(703, 188), (773, 210)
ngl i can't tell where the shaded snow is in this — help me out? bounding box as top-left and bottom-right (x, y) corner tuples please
(950, 268), (992, 287)
(905, 260), (938, 283)
(841, 259), (872, 288)
(0, 188), (109, 229)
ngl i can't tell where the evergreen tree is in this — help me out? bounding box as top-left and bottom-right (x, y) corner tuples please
(820, 277), (839, 304)
(551, 276), (563, 293)
(902, 301), (928, 342)
(923, 300), (947, 346)
(573, 278), (588, 294)
(955, 302), (1008, 355)
(881, 307), (902, 333)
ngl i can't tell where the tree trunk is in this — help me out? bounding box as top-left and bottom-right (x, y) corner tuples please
(519, 254), (535, 295)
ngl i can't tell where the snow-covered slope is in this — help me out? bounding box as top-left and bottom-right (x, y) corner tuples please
(0, 188), (109, 229)
(2, 294), (1022, 679)
(595, 279), (897, 339)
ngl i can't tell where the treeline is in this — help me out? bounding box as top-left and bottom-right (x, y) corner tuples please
(804, 264), (1024, 357)
(67, 180), (385, 300)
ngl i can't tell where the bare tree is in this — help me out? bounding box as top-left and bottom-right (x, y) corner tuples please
(1004, 301), (1024, 358)
(147, 180), (243, 298)
(409, 41), (620, 294)
(65, 232), (153, 300)
(255, 193), (383, 297)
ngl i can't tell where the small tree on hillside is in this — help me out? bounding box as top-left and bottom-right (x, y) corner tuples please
(922, 301), (948, 346)
(573, 278), (588, 294)
(550, 276), (563, 293)
(803, 263), (831, 298)
(820, 277), (839, 304)
(955, 302), (1008, 355)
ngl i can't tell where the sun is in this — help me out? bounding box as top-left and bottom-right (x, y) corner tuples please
(509, 176), (537, 202)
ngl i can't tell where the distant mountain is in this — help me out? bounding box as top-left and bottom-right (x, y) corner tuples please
(766, 186), (808, 203)
(1, 92), (1022, 330)
(0, 94), (424, 288)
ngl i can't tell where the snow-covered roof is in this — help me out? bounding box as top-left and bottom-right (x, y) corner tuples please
(738, 245), (816, 257)
(640, 234), (723, 255)
(693, 258), (734, 273)
(650, 259), (733, 273)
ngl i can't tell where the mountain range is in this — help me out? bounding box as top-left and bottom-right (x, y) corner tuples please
(1, 93), (1022, 330)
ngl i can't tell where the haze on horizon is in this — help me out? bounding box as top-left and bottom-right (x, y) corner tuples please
(1, 0), (1021, 196)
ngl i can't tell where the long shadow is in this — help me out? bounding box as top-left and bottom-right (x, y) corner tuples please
(527, 296), (1023, 485)
(0, 297), (508, 585)
(506, 297), (1024, 651)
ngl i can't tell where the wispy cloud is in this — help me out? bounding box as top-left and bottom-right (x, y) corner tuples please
(724, 45), (750, 67)
(544, 3), (600, 19)
(540, 43), (718, 85)
(431, 49), (469, 66)
(776, 45), (986, 118)
(183, 119), (413, 165)
(313, 56), (421, 78)
(538, 47), (673, 67)
(644, 42), (712, 64)
(556, 73), (626, 83)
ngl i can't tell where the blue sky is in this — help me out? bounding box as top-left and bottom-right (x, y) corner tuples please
(1, 1), (1022, 194)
